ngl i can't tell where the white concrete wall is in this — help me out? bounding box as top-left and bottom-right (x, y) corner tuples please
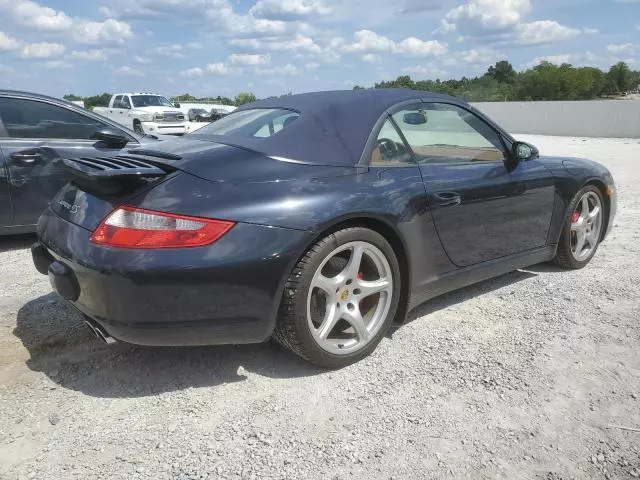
(471, 100), (640, 138)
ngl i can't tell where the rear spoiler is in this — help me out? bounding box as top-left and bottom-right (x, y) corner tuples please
(58, 153), (178, 195)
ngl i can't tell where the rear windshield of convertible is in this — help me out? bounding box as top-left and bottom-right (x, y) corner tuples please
(194, 108), (299, 138)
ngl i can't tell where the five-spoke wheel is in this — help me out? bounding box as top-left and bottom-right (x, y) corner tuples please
(570, 190), (603, 262)
(555, 185), (606, 269)
(274, 227), (401, 367)
(307, 241), (393, 355)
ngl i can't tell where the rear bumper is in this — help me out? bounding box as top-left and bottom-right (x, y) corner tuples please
(34, 208), (310, 346)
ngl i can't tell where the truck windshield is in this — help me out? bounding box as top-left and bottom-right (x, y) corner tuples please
(131, 95), (174, 108)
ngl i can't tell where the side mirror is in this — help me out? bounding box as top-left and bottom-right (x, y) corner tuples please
(174, 102), (181, 108)
(403, 112), (427, 125)
(93, 127), (129, 147)
(511, 141), (538, 162)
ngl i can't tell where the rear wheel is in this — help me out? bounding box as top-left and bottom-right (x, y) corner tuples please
(273, 227), (401, 368)
(133, 121), (144, 135)
(554, 185), (605, 269)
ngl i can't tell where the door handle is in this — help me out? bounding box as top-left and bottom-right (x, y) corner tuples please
(433, 192), (462, 207)
(11, 151), (42, 166)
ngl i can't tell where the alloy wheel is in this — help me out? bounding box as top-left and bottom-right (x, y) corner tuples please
(306, 241), (393, 355)
(570, 191), (603, 262)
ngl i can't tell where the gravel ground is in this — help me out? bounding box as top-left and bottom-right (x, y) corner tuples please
(1, 134), (639, 480)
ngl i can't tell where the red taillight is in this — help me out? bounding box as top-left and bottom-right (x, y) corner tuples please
(90, 206), (235, 249)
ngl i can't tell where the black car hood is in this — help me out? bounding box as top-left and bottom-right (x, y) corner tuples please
(129, 136), (356, 184)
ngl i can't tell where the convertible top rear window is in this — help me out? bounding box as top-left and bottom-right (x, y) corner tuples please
(194, 108), (299, 138)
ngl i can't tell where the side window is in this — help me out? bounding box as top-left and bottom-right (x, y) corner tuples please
(121, 96), (131, 109)
(0, 97), (106, 140)
(369, 117), (414, 165)
(392, 103), (506, 164)
(113, 95), (123, 108)
(254, 111), (299, 138)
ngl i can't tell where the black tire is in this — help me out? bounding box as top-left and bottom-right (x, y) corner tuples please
(195, 115), (202, 122)
(273, 227), (401, 368)
(554, 185), (604, 269)
(133, 121), (144, 135)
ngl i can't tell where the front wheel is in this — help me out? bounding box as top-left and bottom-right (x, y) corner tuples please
(133, 121), (144, 135)
(554, 185), (605, 269)
(273, 227), (401, 368)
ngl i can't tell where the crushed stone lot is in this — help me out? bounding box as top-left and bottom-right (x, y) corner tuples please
(0, 134), (639, 480)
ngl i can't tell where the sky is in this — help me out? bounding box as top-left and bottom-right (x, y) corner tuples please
(0, 0), (638, 99)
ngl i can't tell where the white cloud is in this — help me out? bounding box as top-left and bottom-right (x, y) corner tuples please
(0, 30), (65, 58)
(181, 62), (231, 77)
(607, 43), (637, 55)
(0, 31), (22, 51)
(254, 62), (299, 75)
(249, 0), (331, 19)
(437, 0), (580, 47)
(229, 35), (321, 53)
(526, 54), (572, 67)
(153, 44), (186, 57)
(99, 6), (116, 18)
(114, 65), (143, 76)
(44, 60), (72, 68)
(229, 53), (271, 66)
(443, 47), (502, 66)
(20, 42), (66, 58)
(439, 0), (531, 35)
(71, 49), (109, 61)
(341, 30), (447, 58)
(516, 20), (580, 45)
(72, 18), (132, 44)
(361, 53), (381, 64)
(395, 37), (448, 56)
(187, 42), (203, 49)
(205, 62), (231, 75)
(305, 62), (319, 69)
(134, 54), (151, 64)
(0, 0), (133, 44)
(342, 30), (395, 53)
(583, 27), (599, 34)
(9, 0), (73, 31)
(403, 64), (450, 78)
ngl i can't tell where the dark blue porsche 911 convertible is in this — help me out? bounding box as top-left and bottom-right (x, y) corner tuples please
(32, 89), (616, 367)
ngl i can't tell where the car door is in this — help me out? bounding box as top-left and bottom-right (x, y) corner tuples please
(108, 95), (127, 127)
(0, 95), (138, 228)
(391, 101), (555, 267)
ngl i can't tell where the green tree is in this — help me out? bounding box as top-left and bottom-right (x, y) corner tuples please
(235, 92), (257, 106)
(63, 94), (83, 101)
(486, 61), (516, 84)
(607, 62), (633, 94)
(84, 93), (112, 109)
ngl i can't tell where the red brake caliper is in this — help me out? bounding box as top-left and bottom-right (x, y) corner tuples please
(357, 272), (364, 280)
(571, 211), (581, 224)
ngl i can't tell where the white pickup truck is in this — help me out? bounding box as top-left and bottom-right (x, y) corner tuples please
(93, 93), (189, 136)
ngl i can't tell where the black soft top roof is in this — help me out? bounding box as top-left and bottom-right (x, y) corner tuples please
(192, 89), (464, 166)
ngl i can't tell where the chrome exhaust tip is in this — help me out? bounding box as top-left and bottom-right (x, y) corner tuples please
(84, 319), (117, 345)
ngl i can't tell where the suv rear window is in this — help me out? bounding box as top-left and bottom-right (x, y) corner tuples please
(194, 108), (299, 138)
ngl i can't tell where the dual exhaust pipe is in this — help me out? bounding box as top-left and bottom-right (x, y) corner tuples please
(84, 318), (117, 345)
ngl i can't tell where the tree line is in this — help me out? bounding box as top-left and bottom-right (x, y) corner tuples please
(63, 92), (257, 109)
(358, 61), (640, 102)
(64, 61), (639, 108)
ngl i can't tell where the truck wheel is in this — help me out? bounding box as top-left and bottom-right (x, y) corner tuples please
(133, 121), (144, 135)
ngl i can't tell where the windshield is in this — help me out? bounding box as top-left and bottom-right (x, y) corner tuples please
(194, 108), (299, 138)
(131, 95), (175, 108)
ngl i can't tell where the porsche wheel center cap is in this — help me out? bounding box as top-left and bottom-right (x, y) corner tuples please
(340, 289), (349, 301)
